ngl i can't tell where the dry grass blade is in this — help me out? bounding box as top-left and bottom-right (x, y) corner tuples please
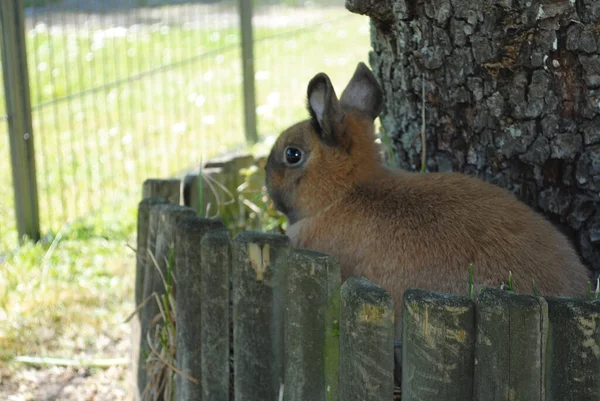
(139, 248), (196, 401)
(138, 249), (179, 401)
(241, 198), (262, 215)
(204, 172), (236, 206)
(147, 249), (169, 294)
(40, 223), (67, 287)
(146, 332), (198, 384)
(143, 297), (176, 401)
(123, 293), (155, 323)
(201, 171), (237, 219)
(153, 292), (176, 335)
(144, 327), (171, 400)
(13, 356), (129, 367)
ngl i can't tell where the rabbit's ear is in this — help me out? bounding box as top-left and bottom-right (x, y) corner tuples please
(307, 72), (344, 147)
(340, 62), (383, 120)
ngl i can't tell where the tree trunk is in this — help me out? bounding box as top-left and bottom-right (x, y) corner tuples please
(346, 0), (600, 277)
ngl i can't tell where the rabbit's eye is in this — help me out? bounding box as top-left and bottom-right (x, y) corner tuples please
(284, 147), (303, 165)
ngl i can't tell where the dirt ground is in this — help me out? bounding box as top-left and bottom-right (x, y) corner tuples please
(0, 364), (130, 401)
(0, 335), (131, 401)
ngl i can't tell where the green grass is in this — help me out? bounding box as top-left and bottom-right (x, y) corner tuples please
(0, 200), (137, 360)
(0, 8), (370, 251)
(0, 6), (371, 364)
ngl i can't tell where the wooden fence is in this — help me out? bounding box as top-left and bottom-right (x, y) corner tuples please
(132, 156), (600, 401)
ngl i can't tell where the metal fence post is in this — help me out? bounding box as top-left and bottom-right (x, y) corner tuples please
(238, 0), (258, 144)
(0, 0), (40, 242)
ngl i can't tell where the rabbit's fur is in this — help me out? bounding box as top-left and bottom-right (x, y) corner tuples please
(265, 62), (590, 338)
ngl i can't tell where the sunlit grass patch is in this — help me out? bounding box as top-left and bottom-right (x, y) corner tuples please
(0, 198), (137, 361)
(0, 9), (370, 252)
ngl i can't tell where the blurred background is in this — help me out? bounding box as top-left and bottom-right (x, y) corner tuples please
(0, 0), (370, 398)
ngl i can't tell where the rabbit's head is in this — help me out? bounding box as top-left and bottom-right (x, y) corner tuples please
(265, 62), (384, 224)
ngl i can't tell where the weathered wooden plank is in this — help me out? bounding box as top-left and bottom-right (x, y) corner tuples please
(199, 227), (231, 401)
(402, 289), (475, 401)
(139, 204), (195, 400)
(473, 288), (547, 401)
(545, 297), (600, 401)
(132, 197), (168, 401)
(142, 178), (181, 205)
(283, 249), (340, 401)
(323, 252), (341, 401)
(232, 231), (290, 401)
(340, 276), (394, 401)
(136, 202), (170, 400)
(173, 217), (226, 401)
(135, 198), (169, 307)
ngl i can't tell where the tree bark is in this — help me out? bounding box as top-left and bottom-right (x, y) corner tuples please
(347, 0), (600, 276)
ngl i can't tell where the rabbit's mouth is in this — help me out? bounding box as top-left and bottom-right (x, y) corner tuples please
(266, 185), (302, 225)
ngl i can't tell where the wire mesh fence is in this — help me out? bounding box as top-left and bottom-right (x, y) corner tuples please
(0, 0), (370, 249)
(252, 1), (371, 136)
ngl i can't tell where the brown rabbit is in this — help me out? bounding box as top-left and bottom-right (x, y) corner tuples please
(265, 62), (590, 338)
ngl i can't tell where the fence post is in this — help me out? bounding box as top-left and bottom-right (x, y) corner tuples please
(199, 228), (232, 401)
(135, 201), (168, 400)
(0, 0), (40, 242)
(340, 276), (394, 401)
(238, 0), (258, 144)
(323, 252), (342, 401)
(545, 297), (600, 401)
(131, 197), (168, 401)
(232, 232), (290, 401)
(473, 288), (547, 401)
(138, 204), (195, 400)
(135, 198), (169, 308)
(402, 289), (475, 401)
(173, 217), (227, 401)
(283, 249), (341, 401)
(143, 178), (182, 205)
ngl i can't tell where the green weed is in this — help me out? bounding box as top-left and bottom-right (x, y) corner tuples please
(379, 123), (397, 169)
(142, 246), (189, 401)
(468, 263), (474, 298)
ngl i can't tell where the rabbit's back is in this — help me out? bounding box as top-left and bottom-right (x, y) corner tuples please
(289, 171), (589, 308)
